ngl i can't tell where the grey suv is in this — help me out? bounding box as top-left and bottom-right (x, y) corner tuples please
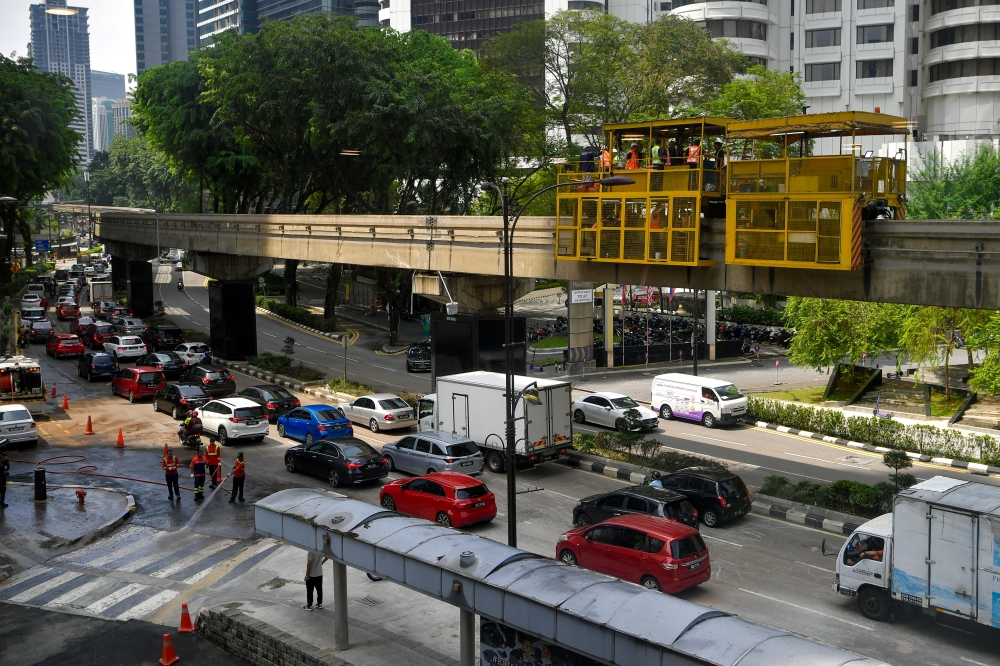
(382, 431), (484, 476)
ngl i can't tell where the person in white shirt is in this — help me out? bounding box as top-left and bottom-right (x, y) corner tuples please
(304, 551), (328, 610)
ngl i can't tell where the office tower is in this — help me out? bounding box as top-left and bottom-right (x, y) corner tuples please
(256, 0), (379, 27)
(197, 0), (259, 47)
(28, 0), (92, 165)
(135, 0), (198, 74)
(92, 97), (116, 153)
(113, 98), (137, 140)
(91, 70), (126, 100)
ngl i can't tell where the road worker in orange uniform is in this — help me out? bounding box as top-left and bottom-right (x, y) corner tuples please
(190, 448), (207, 499)
(229, 452), (246, 503)
(205, 438), (222, 489)
(686, 138), (702, 169)
(162, 448), (181, 501)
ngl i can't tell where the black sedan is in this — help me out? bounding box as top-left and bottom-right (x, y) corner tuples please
(135, 351), (187, 379)
(178, 363), (235, 397)
(406, 344), (431, 372)
(237, 384), (300, 421)
(284, 436), (389, 488)
(153, 383), (211, 420)
(77, 352), (119, 382)
(572, 485), (699, 529)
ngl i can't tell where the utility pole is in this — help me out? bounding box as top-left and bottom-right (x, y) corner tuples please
(84, 170), (92, 245)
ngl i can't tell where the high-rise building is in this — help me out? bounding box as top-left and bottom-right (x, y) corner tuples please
(28, 0), (92, 165)
(92, 97), (116, 153)
(256, 0), (378, 27)
(113, 98), (137, 140)
(197, 0), (259, 47)
(134, 0), (198, 74)
(91, 70), (126, 100)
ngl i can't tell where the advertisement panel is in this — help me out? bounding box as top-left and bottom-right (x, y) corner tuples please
(480, 619), (604, 666)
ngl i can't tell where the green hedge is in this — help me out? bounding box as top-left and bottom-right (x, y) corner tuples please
(246, 352), (325, 381)
(255, 296), (338, 332)
(572, 432), (728, 474)
(760, 475), (902, 519)
(748, 397), (999, 466)
(717, 305), (783, 326)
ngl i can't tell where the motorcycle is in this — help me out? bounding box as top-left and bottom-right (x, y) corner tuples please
(178, 430), (203, 450)
(177, 279), (184, 292)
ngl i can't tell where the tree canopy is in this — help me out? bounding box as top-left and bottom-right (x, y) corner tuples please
(908, 143), (1000, 219)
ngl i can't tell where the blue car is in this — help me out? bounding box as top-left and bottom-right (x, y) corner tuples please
(276, 404), (353, 444)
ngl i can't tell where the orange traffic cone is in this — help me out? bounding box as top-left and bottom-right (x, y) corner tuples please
(116, 428), (125, 448)
(178, 604), (195, 633)
(62, 393), (69, 410)
(163, 442), (169, 457)
(50, 383), (57, 398)
(158, 634), (179, 666)
(83, 416), (94, 435)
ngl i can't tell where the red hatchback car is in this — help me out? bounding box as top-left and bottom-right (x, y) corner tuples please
(556, 514), (711, 594)
(45, 334), (85, 359)
(111, 366), (167, 403)
(57, 302), (82, 320)
(82, 322), (116, 350)
(379, 472), (497, 528)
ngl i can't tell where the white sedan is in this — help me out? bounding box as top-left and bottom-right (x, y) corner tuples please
(338, 393), (416, 433)
(571, 392), (660, 431)
(21, 294), (41, 308)
(0, 404), (38, 448)
(104, 335), (147, 360)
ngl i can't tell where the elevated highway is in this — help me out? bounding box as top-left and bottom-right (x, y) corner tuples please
(90, 209), (1000, 310)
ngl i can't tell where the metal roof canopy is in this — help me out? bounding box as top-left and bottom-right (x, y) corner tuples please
(605, 117), (731, 140)
(726, 111), (911, 144)
(255, 488), (887, 666)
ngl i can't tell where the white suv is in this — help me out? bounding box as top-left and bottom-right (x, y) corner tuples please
(199, 397), (269, 445)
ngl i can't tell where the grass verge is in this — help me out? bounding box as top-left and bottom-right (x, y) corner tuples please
(755, 386), (826, 404)
(247, 353), (325, 382)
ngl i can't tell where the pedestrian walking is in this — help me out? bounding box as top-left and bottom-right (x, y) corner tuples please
(205, 437), (222, 489)
(162, 448), (180, 500)
(304, 551), (328, 611)
(229, 452), (245, 503)
(190, 447), (207, 500)
(0, 448), (9, 508)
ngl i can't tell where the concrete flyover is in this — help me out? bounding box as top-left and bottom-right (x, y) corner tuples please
(92, 210), (1000, 310)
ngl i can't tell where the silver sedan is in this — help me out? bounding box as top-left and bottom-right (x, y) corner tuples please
(338, 393), (417, 432)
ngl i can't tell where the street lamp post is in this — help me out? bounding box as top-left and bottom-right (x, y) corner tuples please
(479, 173), (635, 547)
(84, 170), (92, 245)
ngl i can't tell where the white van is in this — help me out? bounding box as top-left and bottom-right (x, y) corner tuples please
(651, 373), (748, 428)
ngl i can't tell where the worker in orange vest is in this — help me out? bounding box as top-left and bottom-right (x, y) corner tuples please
(190, 447), (207, 499)
(205, 438), (222, 489)
(686, 138), (702, 169)
(600, 146), (611, 170)
(162, 448), (180, 501)
(229, 452), (246, 503)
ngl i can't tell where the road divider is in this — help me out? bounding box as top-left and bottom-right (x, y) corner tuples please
(254, 307), (358, 345)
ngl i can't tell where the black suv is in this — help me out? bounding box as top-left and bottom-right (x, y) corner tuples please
(656, 467), (752, 527)
(178, 363), (235, 397)
(146, 325), (185, 351)
(135, 351), (186, 379)
(77, 352), (119, 382)
(154, 383), (211, 419)
(237, 384), (300, 421)
(572, 486), (699, 529)
(406, 344), (430, 372)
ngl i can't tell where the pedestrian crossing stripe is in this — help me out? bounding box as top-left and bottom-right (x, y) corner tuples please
(8, 572), (85, 603)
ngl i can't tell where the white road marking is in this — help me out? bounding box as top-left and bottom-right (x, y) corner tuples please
(151, 540), (237, 578)
(684, 433), (748, 447)
(701, 534), (744, 548)
(181, 566), (216, 585)
(45, 578), (108, 607)
(794, 560), (834, 573)
(738, 588), (874, 630)
(79, 534), (155, 567)
(960, 658), (991, 666)
(784, 452), (873, 470)
(115, 589), (179, 621)
(9, 572), (85, 602)
(262, 332), (276, 337)
(0, 566), (51, 590)
(85, 583), (149, 613)
(118, 541), (191, 572)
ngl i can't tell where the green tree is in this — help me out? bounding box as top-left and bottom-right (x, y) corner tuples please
(908, 144), (1000, 219)
(961, 311), (1000, 395)
(882, 450), (913, 491)
(900, 307), (982, 400)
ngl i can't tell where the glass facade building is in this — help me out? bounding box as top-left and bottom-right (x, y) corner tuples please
(135, 0), (198, 74)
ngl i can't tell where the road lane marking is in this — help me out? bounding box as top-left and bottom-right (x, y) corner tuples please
(794, 560), (834, 573)
(0, 566), (52, 590)
(85, 583), (148, 613)
(8, 571), (85, 602)
(262, 332), (276, 337)
(784, 452), (873, 470)
(684, 433), (747, 447)
(82, 534), (155, 567)
(44, 578), (107, 607)
(701, 535), (744, 548)
(151, 539), (237, 578)
(960, 658), (991, 666)
(737, 588), (874, 630)
(115, 589), (179, 620)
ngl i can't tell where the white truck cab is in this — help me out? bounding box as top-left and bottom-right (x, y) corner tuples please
(833, 513), (893, 620)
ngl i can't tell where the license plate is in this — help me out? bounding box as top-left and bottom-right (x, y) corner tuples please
(899, 593), (922, 606)
(460, 461), (474, 467)
(246, 420), (259, 426)
(367, 463), (378, 468)
(8, 426), (24, 432)
(688, 561), (702, 570)
(472, 501), (485, 508)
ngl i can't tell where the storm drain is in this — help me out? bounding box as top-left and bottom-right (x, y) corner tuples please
(356, 596), (383, 607)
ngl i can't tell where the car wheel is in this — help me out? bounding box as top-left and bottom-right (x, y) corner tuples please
(559, 550), (578, 566)
(615, 419), (631, 433)
(858, 588), (891, 622)
(659, 405), (673, 419)
(702, 509), (720, 527)
(573, 409), (586, 424)
(640, 575), (662, 592)
(285, 457), (296, 473)
(575, 513), (593, 527)
(485, 451), (505, 474)
(128, 390), (135, 404)
(369, 418), (380, 433)
(702, 413), (717, 429)
(87, 370), (94, 383)
(305, 433), (315, 446)
(277, 424), (286, 437)
(111, 383), (116, 396)
(153, 399), (160, 413)
(384, 455), (395, 471)
(435, 512), (452, 527)
(218, 427), (228, 446)
(381, 495), (396, 511)
(172, 406), (179, 420)
(328, 468), (341, 488)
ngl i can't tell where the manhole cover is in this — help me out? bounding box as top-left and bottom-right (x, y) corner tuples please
(836, 455), (872, 465)
(356, 596), (383, 607)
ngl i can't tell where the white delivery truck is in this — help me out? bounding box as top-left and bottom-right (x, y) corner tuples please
(650, 373), (748, 428)
(418, 371), (573, 474)
(89, 280), (113, 306)
(833, 475), (1000, 629)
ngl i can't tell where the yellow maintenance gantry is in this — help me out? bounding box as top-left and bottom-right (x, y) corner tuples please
(555, 111), (910, 271)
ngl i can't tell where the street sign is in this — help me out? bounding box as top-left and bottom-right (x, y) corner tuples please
(258, 277), (265, 285)
(775, 359), (779, 368)
(571, 289), (592, 304)
(34, 240), (49, 252)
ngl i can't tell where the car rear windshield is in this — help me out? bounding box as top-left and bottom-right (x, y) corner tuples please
(203, 371), (226, 379)
(1, 408), (31, 422)
(720, 476), (748, 498)
(670, 534), (707, 559)
(188, 344), (207, 352)
(314, 410), (343, 422)
(610, 396), (640, 409)
(122, 337), (142, 345)
(34, 323), (52, 330)
(455, 484), (489, 499)
(235, 406), (266, 419)
(716, 384), (743, 400)
(178, 386), (206, 397)
(92, 355), (115, 365)
(447, 442), (479, 457)
(263, 388), (293, 400)
(379, 398), (409, 410)
(22, 309), (43, 317)
(60, 337), (80, 345)
(95, 325), (113, 333)
(157, 328), (182, 338)
(340, 442), (377, 458)
(138, 372), (163, 383)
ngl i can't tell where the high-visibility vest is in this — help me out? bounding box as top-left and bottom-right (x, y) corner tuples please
(651, 145), (663, 164)
(206, 442), (221, 465)
(687, 144), (701, 165)
(162, 455), (179, 474)
(233, 459), (246, 478)
(626, 150), (640, 169)
(600, 150), (611, 168)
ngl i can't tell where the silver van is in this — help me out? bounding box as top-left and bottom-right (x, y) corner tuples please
(382, 431), (484, 477)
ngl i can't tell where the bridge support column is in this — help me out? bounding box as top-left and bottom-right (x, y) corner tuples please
(208, 281), (257, 360)
(413, 273), (531, 314)
(111, 256), (126, 293)
(126, 261), (154, 318)
(706, 289), (716, 361)
(333, 561), (349, 651)
(459, 608), (475, 666)
(565, 281), (595, 374)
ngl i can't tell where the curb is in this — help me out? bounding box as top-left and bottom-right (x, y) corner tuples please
(216, 359), (356, 404)
(561, 450), (649, 485)
(753, 420), (1000, 476)
(7, 481), (136, 544)
(254, 307), (358, 344)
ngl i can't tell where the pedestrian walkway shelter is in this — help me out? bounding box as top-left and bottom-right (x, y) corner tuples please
(555, 118), (729, 267)
(725, 111), (910, 271)
(256, 488), (885, 666)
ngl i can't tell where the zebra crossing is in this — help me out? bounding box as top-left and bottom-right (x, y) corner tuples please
(0, 525), (280, 622)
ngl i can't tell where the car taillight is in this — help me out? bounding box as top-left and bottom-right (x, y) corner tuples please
(381, 458), (388, 465)
(347, 462), (361, 469)
(560, 448), (567, 453)
(230, 417), (244, 423)
(156, 364), (163, 369)
(90, 364), (96, 369)
(661, 560), (679, 570)
(746, 489), (752, 502)
(476, 452), (483, 458)
(227, 375), (235, 381)
(691, 508), (698, 518)
(718, 495), (729, 508)
(317, 425), (327, 431)
(445, 458), (454, 464)
(202, 378), (211, 383)
(294, 399), (301, 407)
(266, 402), (277, 409)
(30, 422), (36, 429)
(179, 399), (189, 405)
(118, 347), (124, 351)
(384, 414), (395, 421)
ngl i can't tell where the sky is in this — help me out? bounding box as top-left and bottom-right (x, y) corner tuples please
(0, 0), (137, 77)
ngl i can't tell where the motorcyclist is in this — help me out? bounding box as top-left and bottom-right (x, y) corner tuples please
(178, 409), (203, 447)
(177, 278), (184, 291)
(648, 471), (664, 488)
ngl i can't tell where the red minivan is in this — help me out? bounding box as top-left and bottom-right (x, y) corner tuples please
(556, 514), (710, 594)
(379, 472), (497, 528)
(111, 366), (167, 403)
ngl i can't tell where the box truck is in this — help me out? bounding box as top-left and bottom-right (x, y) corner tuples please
(832, 475), (1000, 629)
(89, 280), (113, 307)
(417, 371), (572, 474)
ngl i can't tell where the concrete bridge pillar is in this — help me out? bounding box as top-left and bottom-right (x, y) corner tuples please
(208, 281), (258, 360)
(189, 252), (273, 282)
(126, 261), (154, 318)
(412, 273), (532, 314)
(111, 256), (126, 293)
